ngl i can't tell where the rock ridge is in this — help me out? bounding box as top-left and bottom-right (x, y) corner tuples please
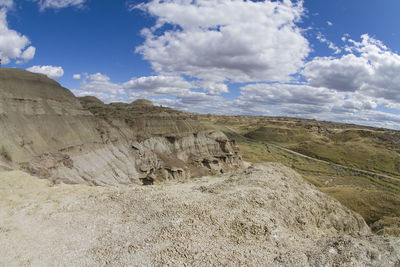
(0, 68), (242, 186)
(0, 163), (399, 266)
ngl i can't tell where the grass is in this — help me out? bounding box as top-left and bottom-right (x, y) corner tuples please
(371, 216), (400, 237)
(290, 139), (400, 177)
(321, 187), (400, 236)
(209, 118), (400, 236)
(213, 117), (400, 178)
(0, 146), (11, 161)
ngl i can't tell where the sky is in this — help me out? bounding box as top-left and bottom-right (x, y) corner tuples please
(1, 0), (400, 130)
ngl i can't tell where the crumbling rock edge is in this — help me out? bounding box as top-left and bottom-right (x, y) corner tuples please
(0, 163), (399, 266)
(0, 68), (243, 186)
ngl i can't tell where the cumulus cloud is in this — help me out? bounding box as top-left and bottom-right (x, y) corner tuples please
(135, 0), (310, 84)
(316, 33), (341, 54)
(0, 8), (36, 64)
(67, 2), (398, 129)
(27, 65), (64, 79)
(303, 34), (400, 104)
(80, 73), (123, 94)
(239, 83), (339, 106)
(20, 46), (36, 61)
(0, 0), (13, 9)
(196, 81), (228, 95)
(303, 54), (372, 92)
(71, 72), (220, 105)
(330, 93), (378, 114)
(123, 75), (192, 92)
(319, 110), (400, 130)
(72, 74), (81, 79)
(36, 0), (86, 10)
(124, 75), (220, 104)
(327, 21), (333, 26)
(71, 73), (125, 103)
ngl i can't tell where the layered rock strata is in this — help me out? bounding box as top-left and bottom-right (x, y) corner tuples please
(1, 163), (399, 266)
(0, 68), (242, 186)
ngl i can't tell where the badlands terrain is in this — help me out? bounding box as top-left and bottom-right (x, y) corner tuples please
(0, 68), (400, 266)
(208, 115), (400, 237)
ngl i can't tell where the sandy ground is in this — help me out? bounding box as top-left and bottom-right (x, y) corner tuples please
(1, 163), (399, 266)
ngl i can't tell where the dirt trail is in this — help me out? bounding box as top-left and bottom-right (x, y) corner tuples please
(223, 126), (400, 184)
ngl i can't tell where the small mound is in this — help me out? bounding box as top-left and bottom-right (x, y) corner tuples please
(78, 96), (104, 105)
(2, 163), (399, 266)
(0, 68), (75, 102)
(130, 99), (154, 107)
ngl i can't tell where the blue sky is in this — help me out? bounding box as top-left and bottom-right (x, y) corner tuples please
(1, 0), (400, 129)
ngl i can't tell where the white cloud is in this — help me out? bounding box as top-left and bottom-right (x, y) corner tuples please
(0, 0), (13, 9)
(123, 75), (229, 96)
(71, 72), (221, 105)
(36, 0), (86, 10)
(71, 73), (125, 103)
(330, 93), (378, 114)
(196, 81), (228, 95)
(123, 75), (221, 104)
(239, 83), (339, 106)
(135, 0), (310, 84)
(71, 70), (400, 129)
(303, 54), (372, 92)
(303, 34), (400, 104)
(73, 90), (126, 103)
(319, 110), (400, 130)
(27, 65), (64, 79)
(72, 74), (81, 79)
(123, 75), (192, 92)
(0, 8), (36, 64)
(68, 4), (399, 129)
(80, 73), (123, 94)
(21, 46), (36, 61)
(327, 21), (333, 26)
(316, 33), (341, 54)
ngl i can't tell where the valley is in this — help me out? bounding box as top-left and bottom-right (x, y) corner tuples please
(0, 68), (399, 265)
(206, 115), (400, 236)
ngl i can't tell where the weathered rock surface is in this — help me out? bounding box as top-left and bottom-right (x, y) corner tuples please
(1, 163), (399, 266)
(1, 68), (399, 266)
(0, 68), (242, 186)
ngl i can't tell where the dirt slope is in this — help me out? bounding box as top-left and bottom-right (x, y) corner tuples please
(0, 68), (242, 186)
(1, 163), (399, 266)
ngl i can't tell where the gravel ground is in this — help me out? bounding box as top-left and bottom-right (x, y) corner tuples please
(1, 163), (399, 266)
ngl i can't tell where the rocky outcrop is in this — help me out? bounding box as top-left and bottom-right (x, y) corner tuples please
(1, 163), (399, 266)
(0, 68), (242, 186)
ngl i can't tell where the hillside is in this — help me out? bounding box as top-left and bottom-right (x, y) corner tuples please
(206, 115), (400, 236)
(1, 68), (400, 266)
(0, 68), (242, 186)
(1, 163), (399, 266)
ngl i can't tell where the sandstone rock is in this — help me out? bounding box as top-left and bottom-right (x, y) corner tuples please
(0, 163), (398, 266)
(0, 68), (243, 186)
(130, 98), (154, 107)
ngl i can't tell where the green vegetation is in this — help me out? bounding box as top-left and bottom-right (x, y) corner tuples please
(207, 116), (400, 237)
(0, 146), (11, 161)
(321, 187), (400, 225)
(244, 123), (400, 178)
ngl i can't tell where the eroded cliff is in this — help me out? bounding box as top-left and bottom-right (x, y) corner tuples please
(0, 68), (242, 186)
(1, 163), (399, 266)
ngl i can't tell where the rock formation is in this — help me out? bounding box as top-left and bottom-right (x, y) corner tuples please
(1, 68), (399, 266)
(0, 68), (242, 186)
(0, 163), (399, 266)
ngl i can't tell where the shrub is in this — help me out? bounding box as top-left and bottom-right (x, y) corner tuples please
(0, 146), (11, 161)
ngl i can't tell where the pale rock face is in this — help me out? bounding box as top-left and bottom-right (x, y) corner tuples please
(1, 163), (399, 266)
(1, 69), (399, 266)
(0, 68), (242, 186)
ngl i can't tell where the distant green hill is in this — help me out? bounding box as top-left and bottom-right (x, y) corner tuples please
(207, 115), (400, 237)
